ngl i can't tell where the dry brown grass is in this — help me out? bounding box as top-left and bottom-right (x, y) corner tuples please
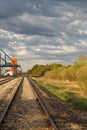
(39, 77), (87, 97)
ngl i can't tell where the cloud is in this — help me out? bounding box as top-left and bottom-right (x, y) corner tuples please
(0, 0), (87, 71)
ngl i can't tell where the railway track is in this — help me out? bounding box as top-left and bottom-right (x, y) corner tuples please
(28, 78), (87, 130)
(0, 77), (23, 124)
(0, 77), (87, 129)
(29, 78), (58, 130)
(0, 77), (57, 130)
(0, 77), (14, 85)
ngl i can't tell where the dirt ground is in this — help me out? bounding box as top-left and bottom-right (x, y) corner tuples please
(33, 78), (87, 130)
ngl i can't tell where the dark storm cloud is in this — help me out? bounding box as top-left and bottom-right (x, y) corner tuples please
(0, 0), (87, 18)
(0, 0), (64, 18)
(0, 0), (23, 18)
(0, 0), (73, 18)
(0, 14), (60, 37)
(0, 0), (87, 37)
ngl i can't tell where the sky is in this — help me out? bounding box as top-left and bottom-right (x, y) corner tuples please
(0, 0), (87, 72)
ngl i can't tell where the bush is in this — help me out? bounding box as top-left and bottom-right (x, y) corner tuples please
(76, 65), (87, 87)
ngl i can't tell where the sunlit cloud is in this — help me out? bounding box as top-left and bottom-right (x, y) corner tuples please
(0, 0), (87, 71)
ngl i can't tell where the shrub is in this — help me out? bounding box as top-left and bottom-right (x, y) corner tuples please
(76, 65), (87, 88)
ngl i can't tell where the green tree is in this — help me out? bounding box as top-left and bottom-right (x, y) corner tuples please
(73, 55), (87, 70)
(76, 65), (87, 87)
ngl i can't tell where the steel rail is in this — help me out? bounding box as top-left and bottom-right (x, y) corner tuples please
(0, 77), (24, 124)
(0, 78), (10, 82)
(0, 78), (14, 85)
(28, 78), (58, 130)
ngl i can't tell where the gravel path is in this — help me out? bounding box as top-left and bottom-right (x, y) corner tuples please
(0, 77), (53, 130)
(0, 77), (22, 120)
(0, 77), (12, 81)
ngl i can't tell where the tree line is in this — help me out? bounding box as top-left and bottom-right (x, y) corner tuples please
(27, 55), (87, 87)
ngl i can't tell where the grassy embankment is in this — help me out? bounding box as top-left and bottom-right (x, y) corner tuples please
(32, 77), (87, 111)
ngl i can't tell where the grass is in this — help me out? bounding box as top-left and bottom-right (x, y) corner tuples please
(33, 77), (87, 111)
